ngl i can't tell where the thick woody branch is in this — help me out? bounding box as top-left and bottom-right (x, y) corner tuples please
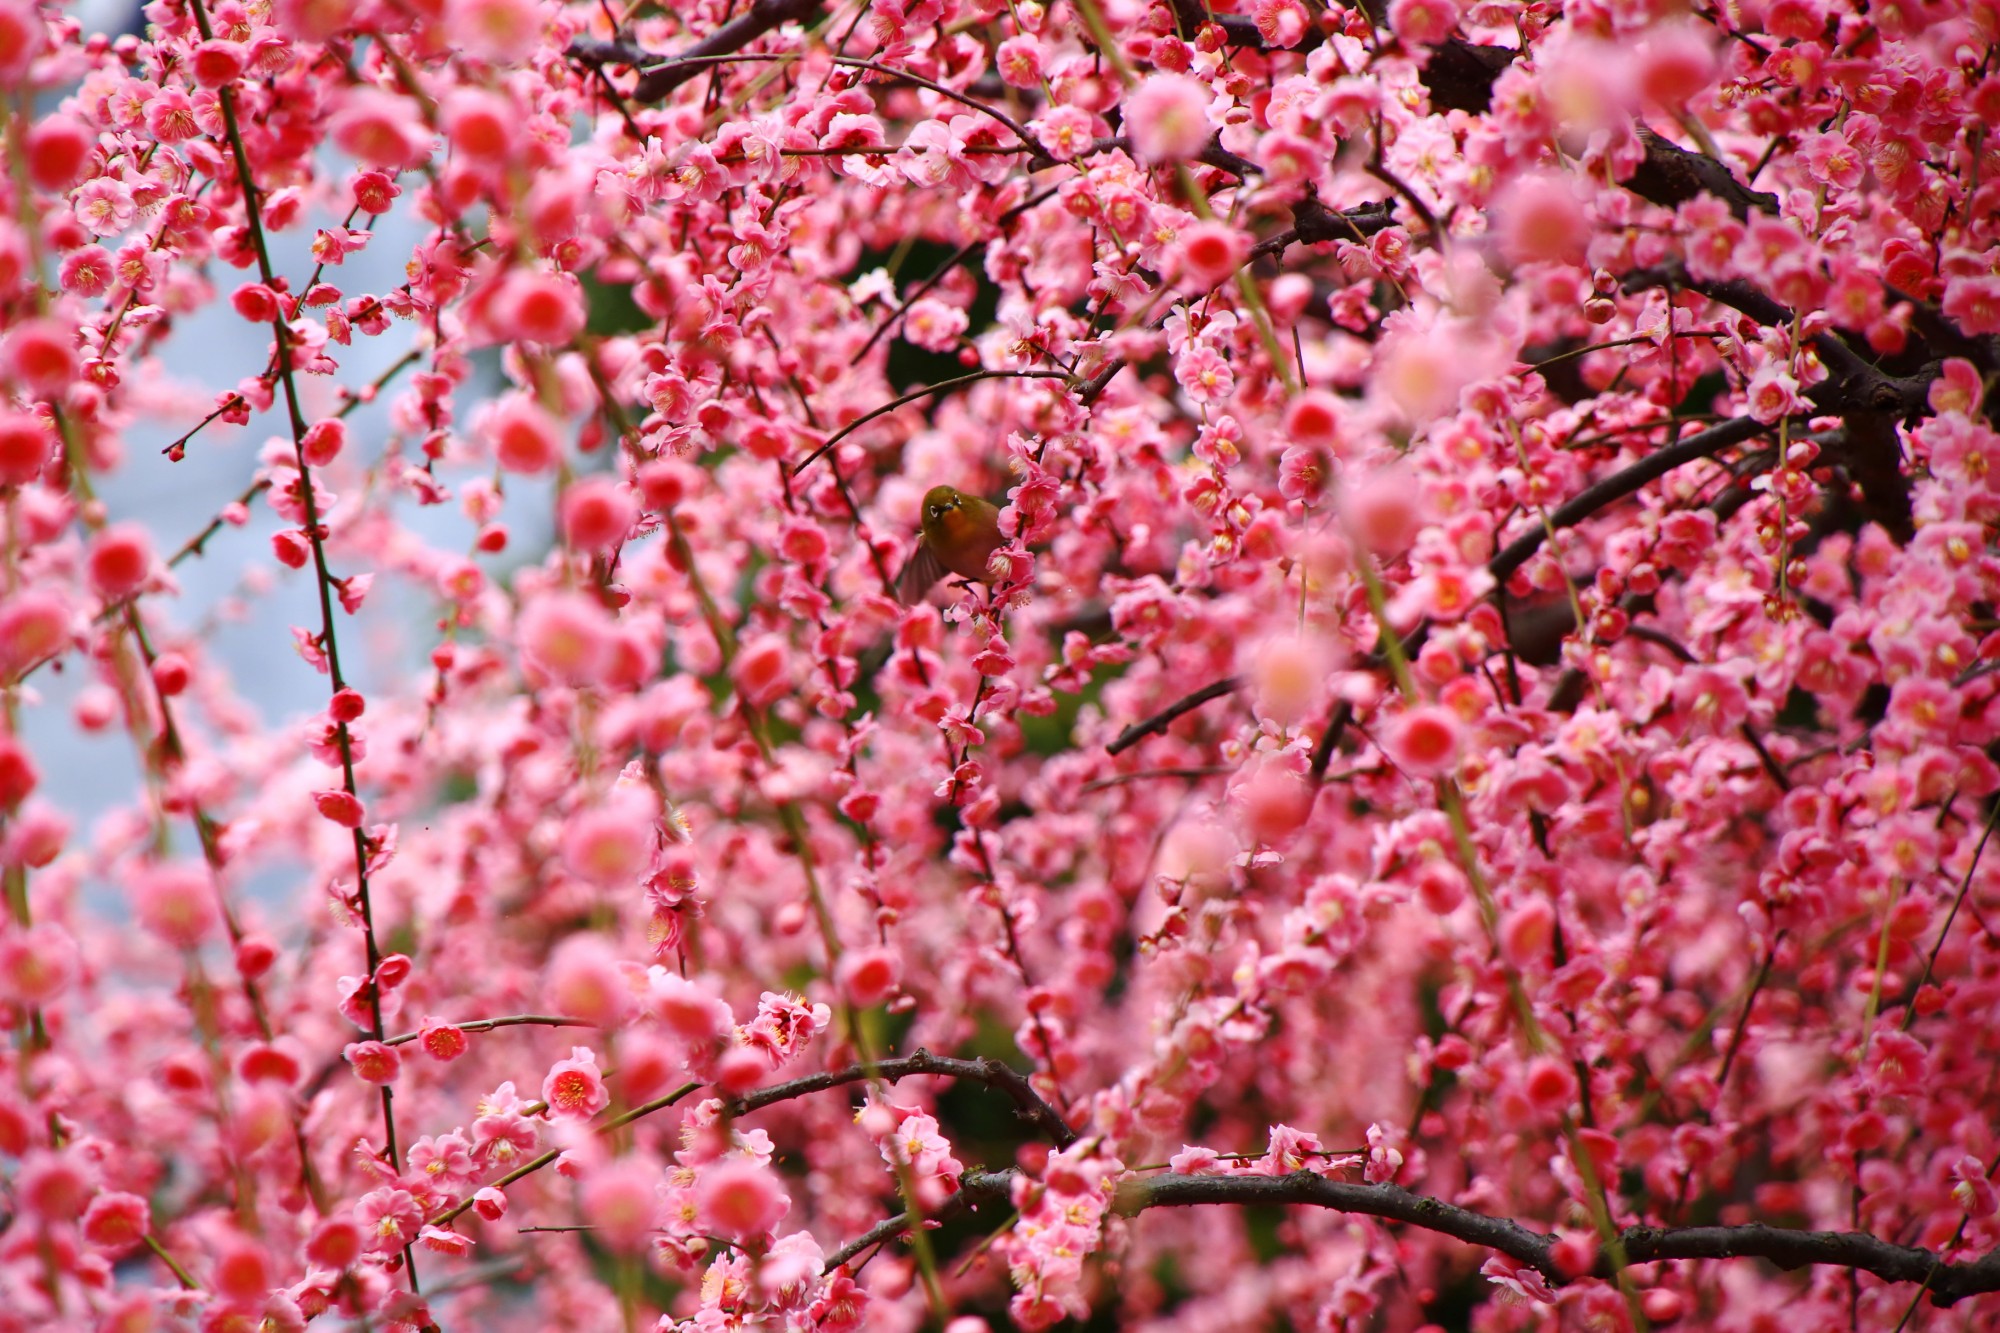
(881, 1170), (2000, 1307)
(1418, 39), (1519, 112)
(1621, 126), (1781, 219)
(619, 0), (825, 102)
(1620, 261), (1875, 383)
(1250, 196), (1400, 262)
(1622, 260), (1936, 535)
(1619, 1223), (2000, 1307)
(1488, 414), (1774, 585)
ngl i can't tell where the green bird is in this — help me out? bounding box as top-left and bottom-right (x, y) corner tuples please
(896, 485), (1006, 604)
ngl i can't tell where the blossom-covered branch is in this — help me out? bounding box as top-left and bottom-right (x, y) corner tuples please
(836, 1168), (2000, 1311)
(8, 0), (2000, 1327)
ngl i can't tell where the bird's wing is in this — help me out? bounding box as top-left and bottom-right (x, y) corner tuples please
(894, 542), (948, 605)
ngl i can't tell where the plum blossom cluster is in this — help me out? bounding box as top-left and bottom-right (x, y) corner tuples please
(1, 0), (1999, 1327)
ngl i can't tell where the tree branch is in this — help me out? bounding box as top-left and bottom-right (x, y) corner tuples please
(1163, 2), (1515, 118)
(603, 0), (827, 103)
(791, 370), (1071, 475)
(1106, 676), (1244, 755)
(1620, 261), (1875, 383)
(1488, 415), (1774, 585)
(1621, 125), (1781, 219)
(914, 1169), (2000, 1307)
(737, 1048), (1077, 1148)
(1076, 357), (1126, 405)
(1250, 196), (1400, 263)
(1108, 415), (1788, 755)
(1620, 262), (1939, 536)
(1418, 39), (1518, 113)
(822, 1186), (990, 1272)
(382, 1014), (593, 1047)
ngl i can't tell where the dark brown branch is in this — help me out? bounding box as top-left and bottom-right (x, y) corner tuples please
(1831, 403), (1919, 542)
(567, 35), (651, 67)
(736, 1048), (1077, 1148)
(1164, 1), (1515, 117)
(1365, 152), (1441, 242)
(1122, 1170), (1554, 1258)
(1166, 3), (1316, 50)
(1621, 125), (1781, 219)
(1111, 417), (1802, 756)
(1632, 260), (1934, 535)
(850, 185), (1062, 368)
(823, 1206), (934, 1272)
(1418, 40), (1518, 113)
(1080, 766), (1233, 792)
(1076, 358), (1126, 405)
(618, 0), (826, 102)
(1106, 676), (1244, 755)
(1309, 699), (1355, 782)
(1488, 415), (1772, 585)
(1619, 261), (1875, 383)
(822, 1185), (990, 1272)
(1886, 284), (2000, 371)
(1194, 137), (1260, 180)
(914, 1168), (2000, 1307)
(1617, 1223), (2000, 1306)
(1250, 196), (1399, 263)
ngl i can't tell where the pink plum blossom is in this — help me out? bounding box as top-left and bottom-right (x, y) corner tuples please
(0, 5), (1994, 1330)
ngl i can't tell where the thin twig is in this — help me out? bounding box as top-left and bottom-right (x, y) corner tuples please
(1079, 766), (1233, 792)
(791, 370), (1071, 475)
(1900, 802), (2000, 1030)
(1105, 676), (1244, 755)
(381, 1014), (594, 1048)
